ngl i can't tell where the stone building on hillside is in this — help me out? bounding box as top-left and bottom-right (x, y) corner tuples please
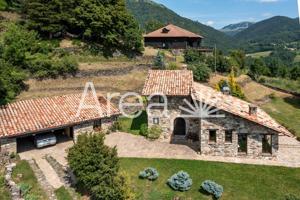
(142, 70), (293, 159)
(144, 24), (205, 50)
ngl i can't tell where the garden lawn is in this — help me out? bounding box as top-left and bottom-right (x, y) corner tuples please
(262, 97), (300, 138)
(12, 160), (47, 199)
(120, 158), (300, 200)
(118, 111), (147, 135)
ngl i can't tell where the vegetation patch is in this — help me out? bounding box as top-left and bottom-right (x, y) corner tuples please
(0, 171), (11, 200)
(262, 96), (300, 137)
(120, 158), (300, 200)
(54, 186), (73, 200)
(261, 77), (300, 94)
(12, 160), (47, 199)
(118, 111), (148, 135)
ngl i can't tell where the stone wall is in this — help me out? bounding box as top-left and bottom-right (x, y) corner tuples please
(0, 138), (17, 154)
(200, 112), (279, 159)
(147, 96), (279, 159)
(147, 96), (192, 140)
(73, 116), (117, 142)
(73, 121), (94, 143)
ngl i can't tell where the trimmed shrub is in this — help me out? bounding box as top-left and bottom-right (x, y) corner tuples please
(139, 123), (148, 137)
(167, 171), (192, 191)
(201, 180), (223, 199)
(139, 167), (159, 181)
(154, 51), (165, 69)
(147, 125), (162, 140)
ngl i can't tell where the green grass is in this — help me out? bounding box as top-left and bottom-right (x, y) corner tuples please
(262, 97), (300, 137)
(262, 76), (300, 94)
(55, 186), (73, 200)
(120, 158), (300, 200)
(118, 111), (148, 135)
(0, 173), (11, 200)
(246, 51), (272, 58)
(12, 160), (47, 199)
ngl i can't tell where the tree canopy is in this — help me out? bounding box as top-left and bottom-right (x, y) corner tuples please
(23, 0), (143, 56)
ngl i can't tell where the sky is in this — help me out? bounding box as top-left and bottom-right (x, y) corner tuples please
(152, 0), (299, 29)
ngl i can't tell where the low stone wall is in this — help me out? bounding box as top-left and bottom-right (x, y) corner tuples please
(1, 138), (17, 154)
(4, 163), (23, 200)
(27, 159), (57, 200)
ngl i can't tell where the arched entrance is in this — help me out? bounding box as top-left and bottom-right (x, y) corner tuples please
(173, 118), (186, 136)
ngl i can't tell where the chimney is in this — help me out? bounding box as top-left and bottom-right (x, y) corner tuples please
(221, 86), (230, 95)
(249, 104), (258, 116)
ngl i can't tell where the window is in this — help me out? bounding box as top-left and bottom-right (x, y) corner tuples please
(153, 118), (159, 125)
(159, 96), (165, 103)
(209, 130), (217, 143)
(225, 130), (233, 143)
(238, 134), (247, 153)
(262, 134), (272, 154)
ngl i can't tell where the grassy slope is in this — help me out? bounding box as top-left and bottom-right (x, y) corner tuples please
(262, 76), (300, 94)
(121, 158), (300, 200)
(262, 97), (300, 137)
(12, 160), (47, 199)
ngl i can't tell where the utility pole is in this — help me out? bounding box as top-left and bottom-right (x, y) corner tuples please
(214, 44), (217, 75)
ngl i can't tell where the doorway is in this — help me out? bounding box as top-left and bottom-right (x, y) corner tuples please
(173, 118), (186, 136)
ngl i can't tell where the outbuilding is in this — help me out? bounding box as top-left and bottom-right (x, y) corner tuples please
(0, 93), (120, 154)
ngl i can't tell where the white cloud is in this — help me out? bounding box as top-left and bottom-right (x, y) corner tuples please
(206, 20), (215, 26)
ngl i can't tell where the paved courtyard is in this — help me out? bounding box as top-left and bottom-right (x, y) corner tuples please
(105, 132), (300, 168)
(18, 132), (300, 189)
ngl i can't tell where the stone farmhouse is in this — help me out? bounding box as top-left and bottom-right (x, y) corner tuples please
(0, 93), (120, 154)
(142, 70), (293, 159)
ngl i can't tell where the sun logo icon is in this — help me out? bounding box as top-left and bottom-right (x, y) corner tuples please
(179, 96), (225, 119)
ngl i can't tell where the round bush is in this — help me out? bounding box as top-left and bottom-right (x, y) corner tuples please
(147, 125), (162, 140)
(167, 171), (192, 191)
(201, 180), (223, 199)
(139, 167), (159, 181)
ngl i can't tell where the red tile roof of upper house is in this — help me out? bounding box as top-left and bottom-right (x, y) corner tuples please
(0, 93), (120, 138)
(142, 70), (193, 96)
(144, 24), (204, 38)
(192, 82), (293, 137)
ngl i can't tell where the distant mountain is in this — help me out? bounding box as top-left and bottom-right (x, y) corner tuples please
(125, 0), (235, 50)
(221, 22), (255, 36)
(235, 16), (300, 52)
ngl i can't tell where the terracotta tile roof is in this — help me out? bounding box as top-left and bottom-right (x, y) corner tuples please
(192, 82), (293, 137)
(0, 93), (120, 138)
(142, 70), (193, 96)
(144, 24), (204, 38)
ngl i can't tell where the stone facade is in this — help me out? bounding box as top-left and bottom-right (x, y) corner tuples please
(147, 96), (279, 159)
(0, 138), (17, 154)
(73, 116), (117, 142)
